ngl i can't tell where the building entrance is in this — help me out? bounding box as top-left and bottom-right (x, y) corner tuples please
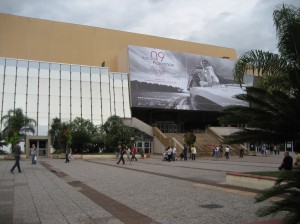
(29, 140), (48, 157)
(135, 141), (152, 154)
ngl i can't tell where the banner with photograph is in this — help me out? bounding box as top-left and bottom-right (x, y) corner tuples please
(128, 45), (250, 111)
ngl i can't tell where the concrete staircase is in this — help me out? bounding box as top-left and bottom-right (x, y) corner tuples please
(122, 117), (245, 157)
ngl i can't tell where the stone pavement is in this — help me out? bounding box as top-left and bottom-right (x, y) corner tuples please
(0, 153), (294, 224)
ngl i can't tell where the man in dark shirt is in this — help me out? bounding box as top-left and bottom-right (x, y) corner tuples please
(278, 151), (293, 170)
(10, 141), (22, 173)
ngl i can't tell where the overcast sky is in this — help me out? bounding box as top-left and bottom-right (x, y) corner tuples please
(1, 0), (299, 56)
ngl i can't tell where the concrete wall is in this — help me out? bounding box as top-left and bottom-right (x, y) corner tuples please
(0, 13), (237, 72)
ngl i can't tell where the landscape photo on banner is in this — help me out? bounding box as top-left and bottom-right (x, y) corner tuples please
(128, 45), (251, 111)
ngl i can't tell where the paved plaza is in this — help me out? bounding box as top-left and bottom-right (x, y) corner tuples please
(0, 153), (292, 224)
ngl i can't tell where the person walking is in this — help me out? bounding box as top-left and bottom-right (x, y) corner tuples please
(183, 144), (188, 161)
(65, 145), (70, 163)
(30, 144), (37, 164)
(225, 145), (230, 159)
(191, 145), (196, 160)
(239, 147), (244, 158)
(10, 141), (22, 174)
(131, 146), (138, 161)
(117, 146), (126, 165)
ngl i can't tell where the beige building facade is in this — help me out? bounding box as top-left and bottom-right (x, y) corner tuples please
(0, 13), (241, 156)
(0, 13), (237, 71)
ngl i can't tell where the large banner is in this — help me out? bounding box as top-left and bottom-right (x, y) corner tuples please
(128, 45), (249, 111)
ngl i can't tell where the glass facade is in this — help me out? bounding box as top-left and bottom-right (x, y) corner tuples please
(0, 58), (131, 136)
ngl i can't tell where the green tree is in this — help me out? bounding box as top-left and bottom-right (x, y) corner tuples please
(103, 115), (135, 151)
(219, 4), (300, 145)
(219, 4), (300, 224)
(1, 108), (36, 147)
(69, 117), (98, 153)
(48, 118), (71, 152)
(183, 132), (196, 148)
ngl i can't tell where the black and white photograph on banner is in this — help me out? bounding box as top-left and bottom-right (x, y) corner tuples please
(128, 45), (252, 111)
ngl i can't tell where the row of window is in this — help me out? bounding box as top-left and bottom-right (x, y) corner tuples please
(0, 58), (132, 136)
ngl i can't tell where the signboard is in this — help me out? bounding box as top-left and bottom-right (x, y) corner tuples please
(128, 45), (249, 111)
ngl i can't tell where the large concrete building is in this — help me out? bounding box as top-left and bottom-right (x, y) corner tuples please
(0, 13), (248, 156)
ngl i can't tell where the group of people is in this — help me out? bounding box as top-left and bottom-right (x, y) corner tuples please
(162, 144), (197, 161)
(259, 144), (280, 156)
(162, 146), (177, 162)
(116, 145), (138, 165)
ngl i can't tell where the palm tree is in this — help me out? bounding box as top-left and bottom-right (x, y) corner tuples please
(1, 108), (37, 145)
(218, 4), (300, 224)
(219, 4), (300, 146)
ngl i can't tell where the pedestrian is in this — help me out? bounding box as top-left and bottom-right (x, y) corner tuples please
(167, 146), (173, 162)
(131, 146), (138, 161)
(30, 143), (37, 164)
(117, 146), (126, 165)
(278, 151), (293, 170)
(219, 145), (223, 158)
(10, 141), (22, 173)
(191, 145), (196, 160)
(116, 145), (120, 158)
(225, 145), (230, 159)
(214, 146), (219, 159)
(65, 145), (70, 163)
(183, 144), (188, 161)
(126, 147), (132, 165)
(172, 146), (176, 161)
(239, 147), (244, 158)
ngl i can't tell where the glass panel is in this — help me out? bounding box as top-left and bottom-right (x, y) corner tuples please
(2, 93), (14, 115)
(50, 79), (60, 96)
(91, 68), (100, 82)
(40, 62), (50, 78)
(71, 65), (80, 80)
(102, 114), (110, 124)
(0, 58), (5, 76)
(82, 81), (90, 98)
(38, 95), (48, 117)
(115, 102), (124, 117)
(50, 63), (60, 79)
(71, 80), (80, 97)
(92, 98), (101, 120)
(91, 82), (100, 99)
(49, 96), (59, 118)
(0, 75), (3, 115)
(113, 73), (123, 87)
(61, 80), (70, 96)
(39, 78), (49, 96)
(37, 123), (48, 136)
(17, 60), (28, 77)
(28, 61), (39, 78)
(71, 97), (81, 119)
(28, 77), (38, 95)
(124, 104), (132, 117)
(5, 59), (17, 76)
(114, 87), (123, 102)
(15, 94), (26, 109)
(81, 66), (90, 81)
(82, 98), (91, 119)
(4, 76), (15, 94)
(61, 96), (70, 120)
(93, 119), (102, 126)
(16, 76), (27, 94)
(102, 100), (111, 116)
(27, 94), (38, 113)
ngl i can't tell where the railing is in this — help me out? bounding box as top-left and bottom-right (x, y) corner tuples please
(153, 127), (183, 153)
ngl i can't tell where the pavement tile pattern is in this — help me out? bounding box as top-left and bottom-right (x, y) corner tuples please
(0, 153), (291, 224)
